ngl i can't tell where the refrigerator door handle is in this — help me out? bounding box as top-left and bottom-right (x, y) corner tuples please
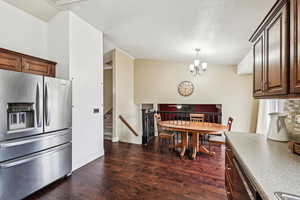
(0, 129), (71, 148)
(0, 143), (70, 169)
(35, 82), (42, 127)
(45, 82), (50, 126)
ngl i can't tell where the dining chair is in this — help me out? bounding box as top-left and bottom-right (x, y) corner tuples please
(154, 114), (175, 152)
(190, 113), (205, 122)
(209, 117), (234, 145)
(190, 113), (206, 146)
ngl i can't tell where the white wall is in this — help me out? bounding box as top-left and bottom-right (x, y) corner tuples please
(0, 0), (48, 58)
(69, 12), (104, 170)
(103, 37), (118, 54)
(48, 11), (104, 171)
(237, 49), (253, 75)
(113, 49), (141, 144)
(48, 11), (70, 79)
(134, 59), (258, 132)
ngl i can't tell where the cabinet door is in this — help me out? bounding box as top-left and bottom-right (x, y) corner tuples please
(0, 50), (21, 72)
(225, 172), (233, 200)
(48, 64), (56, 77)
(265, 2), (289, 95)
(253, 33), (265, 97)
(22, 57), (54, 77)
(290, 0), (300, 93)
(231, 159), (252, 200)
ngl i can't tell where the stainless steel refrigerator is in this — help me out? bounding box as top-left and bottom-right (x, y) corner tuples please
(0, 69), (72, 200)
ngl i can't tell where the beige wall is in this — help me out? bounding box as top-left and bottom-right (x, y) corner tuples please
(113, 49), (141, 143)
(134, 59), (258, 132)
(104, 69), (113, 113)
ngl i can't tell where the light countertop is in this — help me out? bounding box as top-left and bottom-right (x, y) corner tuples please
(225, 132), (300, 200)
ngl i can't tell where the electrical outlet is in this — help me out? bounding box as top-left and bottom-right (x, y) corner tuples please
(93, 108), (100, 114)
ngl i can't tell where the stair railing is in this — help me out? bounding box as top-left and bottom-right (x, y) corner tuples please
(119, 115), (139, 136)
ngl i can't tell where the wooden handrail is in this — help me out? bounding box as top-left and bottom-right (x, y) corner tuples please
(119, 115), (139, 136)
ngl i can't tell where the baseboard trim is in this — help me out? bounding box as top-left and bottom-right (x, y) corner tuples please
(111, 136), (119, 142)
(104, 135), (112, 140)
(119, 138), (142, 145)
(72, 150), (104, 171)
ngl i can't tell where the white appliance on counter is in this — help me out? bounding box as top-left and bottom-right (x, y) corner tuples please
(267, 112), (289, 142)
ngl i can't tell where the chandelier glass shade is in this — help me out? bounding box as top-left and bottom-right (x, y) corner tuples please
(189, 48), (207, 76)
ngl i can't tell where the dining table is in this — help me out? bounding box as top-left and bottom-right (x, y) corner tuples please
(159, 120), (228, 159)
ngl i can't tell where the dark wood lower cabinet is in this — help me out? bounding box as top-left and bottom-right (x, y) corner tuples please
(225, 139), (262, 200)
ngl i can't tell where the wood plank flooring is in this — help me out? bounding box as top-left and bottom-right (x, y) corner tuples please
(26, 138), (226, 200)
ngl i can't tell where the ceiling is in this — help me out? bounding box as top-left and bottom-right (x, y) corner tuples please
(3, 0), (276, 65)
(3, 0), (58, 21)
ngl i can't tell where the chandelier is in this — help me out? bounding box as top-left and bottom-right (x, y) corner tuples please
(189, 48), (208, 76)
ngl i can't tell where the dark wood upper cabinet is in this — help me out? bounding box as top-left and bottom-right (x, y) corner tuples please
(0, 50), (22, 72)
(290, 0), (300, 93)
(250, 0), (293, 98)
(253, 33), (265, 97)
(0, 48), (56, 77)
(22, 57), (55, 77)
(265, 2), (289, 95)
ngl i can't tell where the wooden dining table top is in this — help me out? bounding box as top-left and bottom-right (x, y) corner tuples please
(159, 120), (227, 134)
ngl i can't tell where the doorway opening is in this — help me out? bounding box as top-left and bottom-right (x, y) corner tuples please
(103, 50), (113, 140)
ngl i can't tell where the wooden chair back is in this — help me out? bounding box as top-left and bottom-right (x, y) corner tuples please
(154, 113), (161, 122)
(227, 117), (234, 131)
(190, 113), (205, 122)
(154, 114), (163, 133)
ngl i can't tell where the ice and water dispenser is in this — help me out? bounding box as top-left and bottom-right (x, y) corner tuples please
(7, 103), (35, 132)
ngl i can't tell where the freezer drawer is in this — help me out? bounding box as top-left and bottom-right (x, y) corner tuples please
(0, 129), (71, 162)
(0, 143), (71, 200)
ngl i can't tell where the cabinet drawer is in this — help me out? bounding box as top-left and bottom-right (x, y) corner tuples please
(22, 57), (54, 77)
(0, 51), (21, 72)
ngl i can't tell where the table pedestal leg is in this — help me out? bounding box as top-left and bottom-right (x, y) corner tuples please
(199, 133), (215, 156)
(191, 133), (216, 159)
(191, 133), (199, 160)
(198, 144), (216, 156)
(179, 132), (188, 158)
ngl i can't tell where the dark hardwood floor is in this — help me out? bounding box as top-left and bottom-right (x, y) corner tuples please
(26, 138), (226, 200)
